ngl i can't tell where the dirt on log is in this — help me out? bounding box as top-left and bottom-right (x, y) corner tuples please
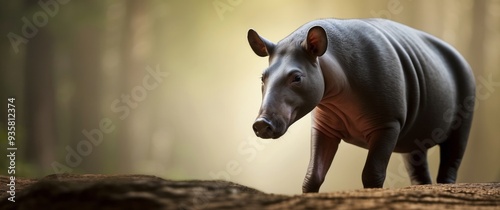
(0, 174), (499, 210)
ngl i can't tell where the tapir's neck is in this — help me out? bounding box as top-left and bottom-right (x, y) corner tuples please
(318, 53), (348, 102)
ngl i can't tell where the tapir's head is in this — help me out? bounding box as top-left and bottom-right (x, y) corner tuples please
(248, 26), (327, 139)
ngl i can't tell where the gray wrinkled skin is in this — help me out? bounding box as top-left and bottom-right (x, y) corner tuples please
(248, 18), (475, 192)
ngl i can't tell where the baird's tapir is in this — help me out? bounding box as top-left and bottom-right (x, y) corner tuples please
(247, 18), (475, 192)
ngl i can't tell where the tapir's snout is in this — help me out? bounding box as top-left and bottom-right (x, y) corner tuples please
(253, 117), (274, 139)
(253, 117), (285, 139)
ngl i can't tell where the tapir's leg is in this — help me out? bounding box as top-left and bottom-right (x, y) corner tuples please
(437, 104), (474, 183)
(402, 150), (432, 185)
(362, 125), (400, 188)
(302, 128), (340, 193)
(436, 120), (472, 183)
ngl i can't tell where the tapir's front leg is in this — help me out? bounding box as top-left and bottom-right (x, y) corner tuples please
(362, 124), (400, 188)
(303, 128), (340, 193)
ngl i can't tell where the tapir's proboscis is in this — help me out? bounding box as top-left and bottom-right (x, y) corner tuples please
(248, 18), (475, 193)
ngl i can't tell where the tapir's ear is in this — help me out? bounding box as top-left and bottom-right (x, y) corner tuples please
(302, 26), (327, 56)
(247, 29), (275, 57)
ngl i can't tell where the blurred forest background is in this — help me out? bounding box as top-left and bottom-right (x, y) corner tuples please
(1, 0), (499, 194)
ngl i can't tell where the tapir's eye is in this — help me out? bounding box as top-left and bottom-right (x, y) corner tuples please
(292, 74), (302, 83)
(289, 70), (303, 86)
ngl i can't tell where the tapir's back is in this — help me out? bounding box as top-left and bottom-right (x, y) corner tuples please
(308, 18), (475, 151)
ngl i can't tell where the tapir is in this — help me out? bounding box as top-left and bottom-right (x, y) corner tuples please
(248, 18), (475, 193)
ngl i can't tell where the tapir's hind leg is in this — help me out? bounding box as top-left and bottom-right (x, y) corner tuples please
(437, 127), (469, 183)
(437, 117), (473, 183)
(403, 149), (432, 185)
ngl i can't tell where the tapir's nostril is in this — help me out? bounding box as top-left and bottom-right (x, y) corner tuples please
(253, 118), (274, 138)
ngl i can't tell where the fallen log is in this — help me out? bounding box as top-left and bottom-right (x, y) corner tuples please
(0, 174), (498, 209)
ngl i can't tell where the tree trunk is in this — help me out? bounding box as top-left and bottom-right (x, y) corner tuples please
(68, 23), (103, 173)
(115, 0), (151, 173)
(24, 0), (56, 176)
